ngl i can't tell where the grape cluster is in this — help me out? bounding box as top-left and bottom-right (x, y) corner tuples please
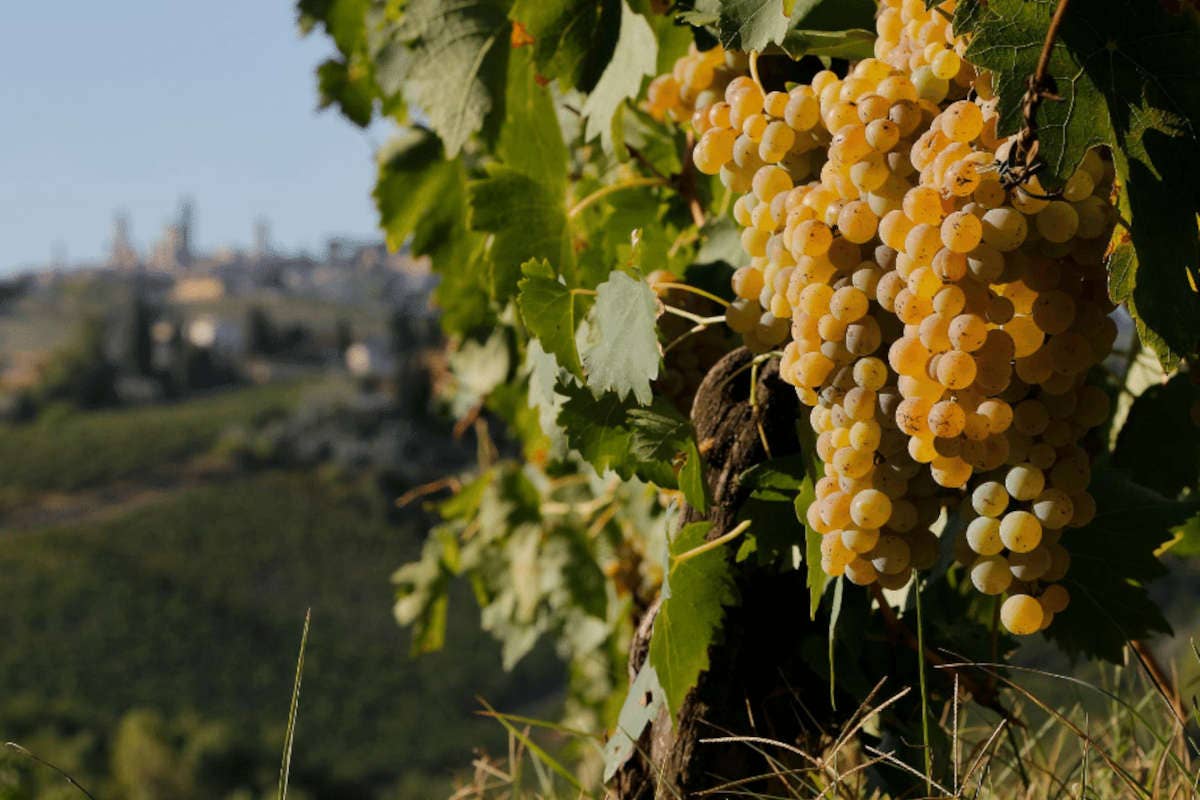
(658, 0), (1119, 634)
(645, 45), (749, 126)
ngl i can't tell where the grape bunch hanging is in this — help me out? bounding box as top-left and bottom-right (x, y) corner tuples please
(647, 0), (1118, 635)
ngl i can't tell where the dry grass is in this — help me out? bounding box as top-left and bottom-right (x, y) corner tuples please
(454, 650), (1200, 800)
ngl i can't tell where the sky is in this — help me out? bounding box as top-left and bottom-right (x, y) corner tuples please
(0, 1), (391, 274)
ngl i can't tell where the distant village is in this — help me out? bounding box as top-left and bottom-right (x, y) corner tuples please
(0, 201), (442, 413)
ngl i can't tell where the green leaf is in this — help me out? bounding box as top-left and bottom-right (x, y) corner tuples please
(469, 166), (572, 305)
(581, 271), (661, 405)
(517, 259), (584, 377)
(736, 455), (810, 564)
(511, 0), (621, 92)
(696, 216), (751, 269)
(1170, 512), (1200, 557)
(374, 128), (462, 253)
(688, 0), (875, 51)
(1045, 469), (1195, 661)
(580, 1), (657, 152)
(448, 329), (513, 415)
(827, 576), (843, 708)
(649, 521), (738, 716)
(1112, 373), (1200, 498)
(628, 407), (691, 463)
(556, 381), (683, 486)
(956, 0), (1200, 364)
(603, 661), (665, 781)
(395, 0), (512, 156)
(315, 58), (374, 126)
(498, 45), (569, 191)
(679, 439), (709, 513)
(795, 422), (827, 618)
(739, 454), (809, 502)
(1108, 237), (1200, 368)
(525, 339), (570, 453)
(711, 0), (792, 50)
(299, 0), (369, 55)
(393, 527), (459, 655)
(374, 128), (490, 334)
(779, 27), (875, 60)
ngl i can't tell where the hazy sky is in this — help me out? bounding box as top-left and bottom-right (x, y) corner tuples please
(1, 1), (391, 274)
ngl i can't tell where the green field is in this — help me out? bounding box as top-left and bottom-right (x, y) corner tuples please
(0, 380), (341, 495)
(0, 472), (559, 798)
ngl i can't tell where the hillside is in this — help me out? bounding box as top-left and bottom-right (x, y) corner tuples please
(0, 379), (561, 799)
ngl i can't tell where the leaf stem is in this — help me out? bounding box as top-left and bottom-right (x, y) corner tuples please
(1034, 0), (1072, 91)
(660, 305), (724, 326)
(749, 51), (763, 93)
(570, 287), (598, 296)
(655, 281), (731, 308)
(568, 176), (666, 219)
(1008, 0), (1071, 183)
(662, 321), (717, 355)
(672, 520), (751, 567)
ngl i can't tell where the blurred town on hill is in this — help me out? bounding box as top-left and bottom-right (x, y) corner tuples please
(1, 198), (437, 409)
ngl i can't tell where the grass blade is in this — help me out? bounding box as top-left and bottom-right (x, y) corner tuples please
(477, 697), (590, 796)
(4, 742), (96, 800)
(278, 608), (311, 800)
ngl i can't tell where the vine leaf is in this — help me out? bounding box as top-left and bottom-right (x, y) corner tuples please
(395, 0), (511, 156)
(301, 0), (381, 125)
(603, 661), (665, 781)
(511, 0), (621, 93)
(374, 128), (489, 334)
(1045, 468), (1196, 662)
(448, 330), (512, 417)
(556, 381), (686, 487)
(735, 455), (809, 564)
(517, 260), (584, 377)
(649, 521), (739, 716)
(779, 27), (875, 60)
(581, 1), (658, 152)
(955, 0), (1200, 365)
(525, 340), (570, 453)
(581, 271), (661, 405)
(795, 421), (828, 618)
(393, 527), (460, 655)
(315, 59), (374, 126)
(498, 46), (569, 192)
(469, 167), (573, 306)
(679, 439), (709, 514)
(375, 128), (462, 253)
(1112, 373), (1200, 499)
(681, 0), (875, 52)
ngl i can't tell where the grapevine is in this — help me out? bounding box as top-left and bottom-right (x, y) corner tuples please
(303, 0), (1200, 793)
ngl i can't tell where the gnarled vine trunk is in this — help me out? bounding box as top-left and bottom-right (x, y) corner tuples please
(613, 348), (845, 799)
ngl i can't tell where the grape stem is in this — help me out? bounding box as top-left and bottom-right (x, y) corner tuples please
(869, 584), (1021, 726)
(394, 475), (463, 508)
(1007, 0), (1071, 185)
(568, 176), (667, 218)
(671, 519), (751, 567)
(662, 320), (719, 356)
(655, 281), (731, 308)
(660, 305), (725, 326)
